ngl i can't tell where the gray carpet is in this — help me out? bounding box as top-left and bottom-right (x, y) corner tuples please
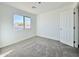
(0, 36), (79, 57)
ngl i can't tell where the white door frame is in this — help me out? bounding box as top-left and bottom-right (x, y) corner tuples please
(73, 7), (78, 48)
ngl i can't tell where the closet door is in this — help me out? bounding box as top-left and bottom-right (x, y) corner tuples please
(60, 9), (74, 47)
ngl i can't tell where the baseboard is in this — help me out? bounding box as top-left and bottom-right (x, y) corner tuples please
(0, 35), (36, 48)
(37, 34), (59, 41)
(37, 34), (75, 48)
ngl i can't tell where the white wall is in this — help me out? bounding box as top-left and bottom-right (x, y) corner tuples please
(37, 5), (75, 47)
(37, 11), (60, 40)
(0, 4), (37, 48)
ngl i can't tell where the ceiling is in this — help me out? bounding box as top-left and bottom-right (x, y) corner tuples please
(3, 2), (74, 15)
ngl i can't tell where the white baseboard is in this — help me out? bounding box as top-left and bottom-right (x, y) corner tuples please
(0, 34), (76, 48)
(0, 35), (35, 48)
(37, 34), (75, 48)
(37, 34), (59, 41)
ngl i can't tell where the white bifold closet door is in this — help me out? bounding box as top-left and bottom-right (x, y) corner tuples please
(59, 9), (74, 47)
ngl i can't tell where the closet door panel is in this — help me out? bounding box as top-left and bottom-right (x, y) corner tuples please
(60, 9), (73, 47)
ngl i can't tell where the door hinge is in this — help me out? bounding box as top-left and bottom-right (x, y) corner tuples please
(73, 12), (76, 14)
(73, 26), (75, 30)
(73, 41), (75, 44)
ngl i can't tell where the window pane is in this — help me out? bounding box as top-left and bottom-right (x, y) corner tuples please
(14, 15), (24, 30)
(25, 17), (31, 29)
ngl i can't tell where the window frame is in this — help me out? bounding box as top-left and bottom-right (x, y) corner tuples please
(24, 16), (32, 29)
(13, 14), (31, 31)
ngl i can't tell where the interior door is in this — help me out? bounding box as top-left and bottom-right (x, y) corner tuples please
(60, 9), (74, 47)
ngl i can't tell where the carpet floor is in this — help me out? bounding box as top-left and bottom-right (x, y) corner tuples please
(0, 36), (79, 57)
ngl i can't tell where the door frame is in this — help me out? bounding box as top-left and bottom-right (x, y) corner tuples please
(73, 7), (79, 48)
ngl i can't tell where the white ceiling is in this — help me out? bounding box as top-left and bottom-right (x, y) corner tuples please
(3, 2), (74, 15)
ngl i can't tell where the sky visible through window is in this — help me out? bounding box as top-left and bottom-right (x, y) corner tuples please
(14, 15), (31, 31)
(14, 15), (24, 30)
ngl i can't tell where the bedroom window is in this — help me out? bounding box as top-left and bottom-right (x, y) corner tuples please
(24, 16), (31, 29)
(14, 15), (31, 31)
(14, 15), (24, 30)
